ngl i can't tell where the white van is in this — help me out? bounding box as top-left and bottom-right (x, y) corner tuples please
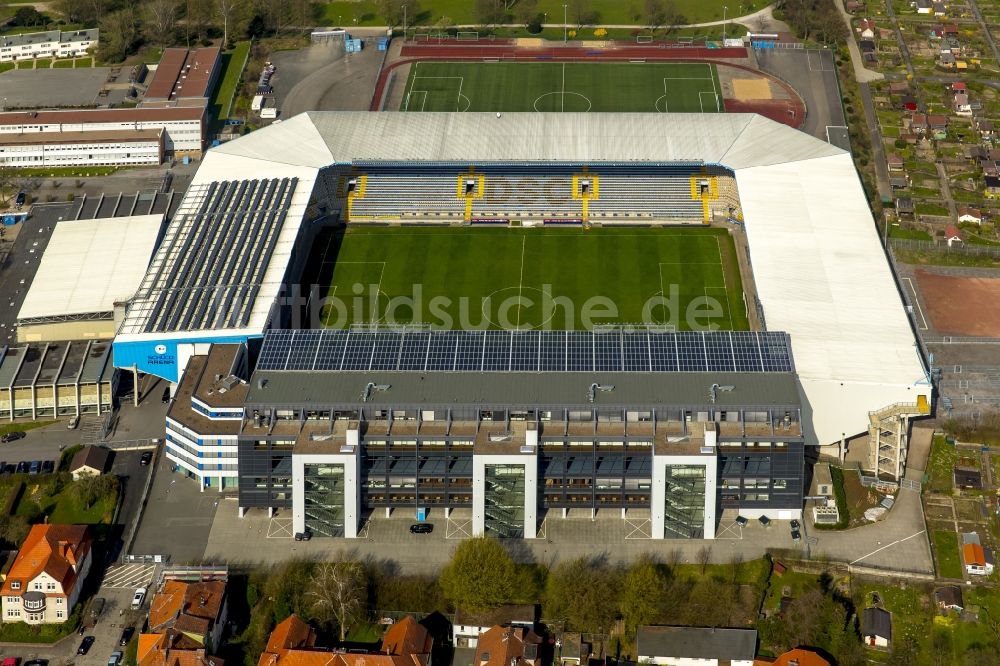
(260, 107), (278, 119)
(251, 94), (264, 111)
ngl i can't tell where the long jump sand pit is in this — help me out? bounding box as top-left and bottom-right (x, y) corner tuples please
(915, 269), (1000, 337)
(731, 78), (773, 100)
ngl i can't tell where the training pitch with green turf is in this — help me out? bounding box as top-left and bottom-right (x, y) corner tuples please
(308, 226), (747, 331)
(400, 62), (723, 113)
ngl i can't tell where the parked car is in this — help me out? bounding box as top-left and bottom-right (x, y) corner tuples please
(23, 661), (47, 666)
(15, 191), (26, 209)
(15, 461), (28, 474)
(41, 460), (54, 474)
(735, 515), (749, 527)
(131, 587), (146, 610)
(140, 451), (153, 466)
(1, 431), (25, 443)
(3, 658), (19, 666)
(409, 523), (433, 534)
(791, 529), (801, 543)
(108, 651), (123, 666)
(790, 519), (800, 530)
(119, 626), (135, 646)
(78, 636), (96, 655)
(68, 416), (79, 430)
(294, 530), (312, 541)
(161, 387), (171, 403)
(28, 460), (41, 474)
(758, 515), (771, 528)
(2, 463), (13, 474)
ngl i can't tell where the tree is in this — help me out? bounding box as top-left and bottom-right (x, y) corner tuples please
(620, 556), (668, 637)
(72, 473), (119, 509)
(97, 7), (141, 63)
(515, 0), (539, 26)
(144, 0), (179, 47)
(545, 556), (621, 633)
(12, 7), (46, 27)
(0, 514), (30, 548)
(642, 0), (666, 32)
(474, 0), (505, 28)
(440, 537), (517, 612)
(695, 545), (712, 574)
(307, 559), (366, 641)
(377, 0), (421, 29)
(217, 0), (240, 49)
(568, 0), (597, 27)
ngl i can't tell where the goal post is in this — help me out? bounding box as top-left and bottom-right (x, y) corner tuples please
(456, 31), (480, 41)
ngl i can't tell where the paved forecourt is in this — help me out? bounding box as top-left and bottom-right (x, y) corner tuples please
(401, 61), (723, 113)
(308, 226), (747, 331)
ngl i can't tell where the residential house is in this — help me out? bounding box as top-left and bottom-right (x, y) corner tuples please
(257, 614), (432, 666)
(889, 81), (909, 94)
(940, 51), (957, 68)
(935, 586), (964, 612)
(846, 0), (865, 12)
(890, 175), (910, 190)
(858, 19), (876, 39)
(138, 631), (224, 666)
(146, 579), (229, 652)
(945, 224), (963, 247)
(953, 93), (972, 116)
(635, 626), (758, 666)
(963, 543), (995, 575)
(69, 445), (111, 480)
(454, 605), (537, 648)
(863, 607), (892, 647)
(933, 1), (947, 15)
(754, 648), (831, 666)
(896, 197), (915, 217)
(0, 524), (92, 624)
(859, 39), (876, 54)
(887, 154), (905, 171)
(958, 206), (983, 224)
(915, 0), (932, 13)
(929, 26), (945, 39)
(973, 118), (995, 140)
(475, 625), (542, 666)
(899, 94), (918, 111)
(986, 175), (1000, 197)
(943, 23), (959, 37)
(928, 114), (948, 138)
(909, 113), (929, 133)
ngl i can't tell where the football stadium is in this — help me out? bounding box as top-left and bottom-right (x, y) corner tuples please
(114, 110), (931, 540)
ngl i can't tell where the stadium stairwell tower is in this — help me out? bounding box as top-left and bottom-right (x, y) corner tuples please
(867, 397), (930, 481)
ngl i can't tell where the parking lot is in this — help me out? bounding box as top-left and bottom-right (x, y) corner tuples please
(0, 68), (132, 109)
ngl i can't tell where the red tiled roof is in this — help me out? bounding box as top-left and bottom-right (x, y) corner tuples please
(0, 524), (90, 596)
(146, 47), (221, 101)
(381, 616), (431, 658)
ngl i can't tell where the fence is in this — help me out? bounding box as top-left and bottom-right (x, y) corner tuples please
(890, 237), (1000, 260)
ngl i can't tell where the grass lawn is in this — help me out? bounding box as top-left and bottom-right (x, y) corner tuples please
(34, 58), (51, 68)
(0, 420), (56, 436)
(9, 165), (118, 177)
(319, 0), (752, 27)
(889, 226), (933, 241)
(312, 226), (747, 330)
(0, 61), (12, 73)
(927, 435), (957, 494)
(53, 58), (76, 68)
(0, 606), (80, 643)
(15, 477), (117, 525)
(674, 557), (770, 586)
(915, 202), (950, 216)
(932, 530), (963, 578)
(401, 61), (722, 113)
(209, 40), (250, 122)
(345, 622), (385, 643)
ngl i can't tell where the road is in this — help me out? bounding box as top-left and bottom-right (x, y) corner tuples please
(967, 0), (1000, 64)
(936, 161), (958, 221)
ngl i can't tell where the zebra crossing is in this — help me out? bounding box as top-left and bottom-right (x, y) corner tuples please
(102, 563), (156, 589)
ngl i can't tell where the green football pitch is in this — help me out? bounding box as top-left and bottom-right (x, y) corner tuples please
(307, 226), (747, 331)
(400, 61), (723, 113)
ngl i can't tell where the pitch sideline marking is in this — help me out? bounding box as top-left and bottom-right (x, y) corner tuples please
(901, 277), (929, 330)
(516, 236), (527, 329)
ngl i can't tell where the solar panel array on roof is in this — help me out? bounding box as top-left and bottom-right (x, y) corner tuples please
(256, 329), (795, 374)
(131, 178), (297, 333)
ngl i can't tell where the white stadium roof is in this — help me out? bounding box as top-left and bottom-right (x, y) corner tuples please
(18, 214), (163, 321)
(125, 112), (929, 444)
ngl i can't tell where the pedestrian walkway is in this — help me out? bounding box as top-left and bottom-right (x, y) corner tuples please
(102, 563), (156, 589)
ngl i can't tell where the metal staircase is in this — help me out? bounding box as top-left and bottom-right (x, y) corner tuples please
(867, 397), (930, 481)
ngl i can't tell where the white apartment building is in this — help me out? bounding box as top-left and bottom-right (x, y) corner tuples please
(0, 29), (97, 62)
(0, 128), (163, 167)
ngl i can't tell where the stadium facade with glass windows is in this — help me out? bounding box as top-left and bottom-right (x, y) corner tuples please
(231, 328), (805, 540)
